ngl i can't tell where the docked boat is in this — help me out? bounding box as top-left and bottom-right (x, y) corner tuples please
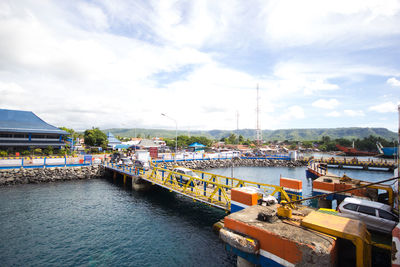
(335, 144), (377, 156)
(377, 142), (398, 158)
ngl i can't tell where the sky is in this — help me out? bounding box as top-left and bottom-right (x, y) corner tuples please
(0, 0), (400, 132)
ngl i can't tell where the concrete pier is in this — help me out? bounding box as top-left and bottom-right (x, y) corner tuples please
(220, 205), (337, 266)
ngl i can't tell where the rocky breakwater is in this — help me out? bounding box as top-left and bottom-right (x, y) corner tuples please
(157, 158), (306, 170)
(0, 165), (105, 186)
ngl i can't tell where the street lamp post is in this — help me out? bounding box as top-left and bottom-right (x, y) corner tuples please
(161, 113), (178, 161)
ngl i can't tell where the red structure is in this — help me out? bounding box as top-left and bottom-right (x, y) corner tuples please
(335, 144), (377, 156)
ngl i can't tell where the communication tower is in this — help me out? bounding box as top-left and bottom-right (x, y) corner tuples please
(256, 84), (262, 146)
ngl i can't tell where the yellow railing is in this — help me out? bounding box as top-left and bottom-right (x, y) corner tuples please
(146, 165), (297, 209)
(104, 162), (300, 210)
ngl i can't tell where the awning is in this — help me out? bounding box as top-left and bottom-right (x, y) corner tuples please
(188, 142), (206, 148)
(114, 144), (130, 149)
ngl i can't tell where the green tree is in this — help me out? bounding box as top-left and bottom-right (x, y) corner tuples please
(321, 136), (331, 143)
(302, 141), (313, 148)
(60, 127), (78, 141)
(84, 128), (108, 149)
(225, 133), (238, 144)
(33, 148), (42, 154)
(289, 143), (297, 150)
(188, 136), (213, 147)
(238, 135), (244, 144)
(44, 146), (53, 155)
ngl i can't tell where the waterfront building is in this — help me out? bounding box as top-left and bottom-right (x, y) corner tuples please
(107, 132), (122, 149)
(137, 139), (159, 149)
(0, 108), (67, 152)
(152, 137), (166, 147)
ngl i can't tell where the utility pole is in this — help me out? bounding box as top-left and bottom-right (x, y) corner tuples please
(256, 84), (262, 147)
(236, 110), (239, 134)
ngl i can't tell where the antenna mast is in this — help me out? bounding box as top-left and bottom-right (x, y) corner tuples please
(256, 84), (262, 146)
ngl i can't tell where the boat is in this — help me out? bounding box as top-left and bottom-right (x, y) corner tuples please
(335, 144), (377, 156)
(377, 142), (398, 158)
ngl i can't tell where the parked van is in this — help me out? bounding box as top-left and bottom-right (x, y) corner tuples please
(172, 167), (200, 185)
(337, 197), (398, 234)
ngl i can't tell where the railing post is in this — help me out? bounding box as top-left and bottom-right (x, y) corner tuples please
(204, 181), (207, 196)
(21, 157), (24, 168)
(218, 188), (221, 201)
(162, 170), (164, 181)
(43, 157), (46, 168)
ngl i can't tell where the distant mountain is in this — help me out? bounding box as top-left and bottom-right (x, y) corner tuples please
(263, 128), (397, 141)
(103, 127), (397, 141)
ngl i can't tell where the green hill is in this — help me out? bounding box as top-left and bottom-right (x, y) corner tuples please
(103, 127), (397, 141)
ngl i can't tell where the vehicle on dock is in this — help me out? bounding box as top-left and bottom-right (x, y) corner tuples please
(111, 152), (122, 163)
(118, 157), (133, 167)
(172, 167), (200, 185)
(134, 160), (149, 171)
(337, 197), (398, 234)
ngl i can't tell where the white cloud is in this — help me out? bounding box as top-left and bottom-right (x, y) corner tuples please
(344, 110), (365, 117)
(78, 2), (109, 30)
(263, 0), (400, 48)
(312, 99), (340, 109)
(0, 0), (399, 131)
(387, 77), (400, 87)
(326, 111), (341, 117)
(279, 106), (305, 121)
(369, 102), (399, 113)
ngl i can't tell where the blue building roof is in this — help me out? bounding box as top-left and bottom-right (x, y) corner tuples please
(107, 132), (122, 145)
(0, 109), (68, 134)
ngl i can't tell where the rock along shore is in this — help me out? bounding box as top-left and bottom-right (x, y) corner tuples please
(0, 159), (307, 186)
(0, 165), (105, 186)
(157, 158), (307, 170)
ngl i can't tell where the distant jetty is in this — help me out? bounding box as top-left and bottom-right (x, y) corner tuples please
(157, 158), (307, 170)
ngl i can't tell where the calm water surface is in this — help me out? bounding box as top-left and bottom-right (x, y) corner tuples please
(0, 179), (235, 267)
(0, 166), (394, 266)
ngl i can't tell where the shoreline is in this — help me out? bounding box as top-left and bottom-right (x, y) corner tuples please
(0, 165), (104, 186)
(0, 159), (307, 186)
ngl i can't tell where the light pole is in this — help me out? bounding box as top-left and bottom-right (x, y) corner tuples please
(161, 113), (177, 161)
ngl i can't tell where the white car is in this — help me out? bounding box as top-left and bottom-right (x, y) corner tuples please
(337, 197), (398, 234)
(172, 167), (200, 185)
(119, 158), (133, 167)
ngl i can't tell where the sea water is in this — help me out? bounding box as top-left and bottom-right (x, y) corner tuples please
(0, 167), (394, 266)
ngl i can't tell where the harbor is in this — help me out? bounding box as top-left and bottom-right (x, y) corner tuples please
(2, 1), (400, 266)
(1, 160), (396, 267)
